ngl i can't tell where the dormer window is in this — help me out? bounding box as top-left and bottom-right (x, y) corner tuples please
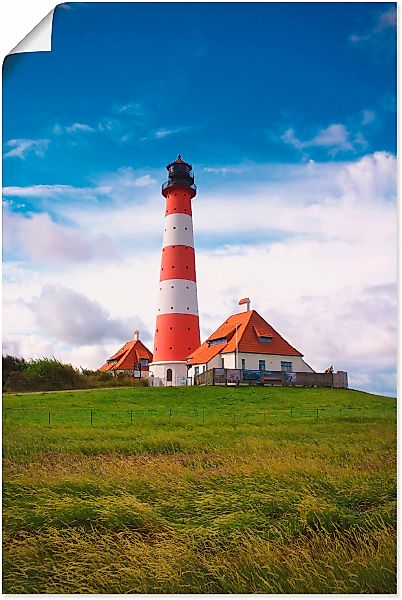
(207, 337), (227, 346)
(258, 336), (273, 343)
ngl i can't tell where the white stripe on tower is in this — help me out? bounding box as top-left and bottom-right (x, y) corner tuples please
(157, 279), (198, 315)
(162, 214), (194, 248)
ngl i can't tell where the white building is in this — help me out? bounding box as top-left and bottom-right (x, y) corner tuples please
(187, 308), (314, 378)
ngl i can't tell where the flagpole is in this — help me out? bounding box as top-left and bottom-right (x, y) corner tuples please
(235, 324), (238, 370)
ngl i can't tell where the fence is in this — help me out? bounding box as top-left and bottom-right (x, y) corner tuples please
(149, 376), (192, 387)
(3, 403), (390, 427)
(194, 368), (348, 388)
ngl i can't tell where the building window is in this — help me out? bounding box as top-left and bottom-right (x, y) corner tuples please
(258, 336), (273, 343)
(259, 360), (266, 371)
(241, 358), (246, 370)
(208, 337), (227, 346)
(194, 366), (199, 376)
(203, 365), (206, 372)
(139, 358), (149, 366)
(166, 368), (173, 382)
(221, 357), (225, 368)
(281, 361), (292, 373)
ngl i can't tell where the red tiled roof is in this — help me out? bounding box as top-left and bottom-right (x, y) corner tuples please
(99, 339), (153, 372)
(187, 310), (303, 365)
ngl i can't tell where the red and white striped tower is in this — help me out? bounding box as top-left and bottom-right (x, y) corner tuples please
(149, 155), (201, 385)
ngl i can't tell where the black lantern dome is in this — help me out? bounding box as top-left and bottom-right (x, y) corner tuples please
(162, 154), (196, 198)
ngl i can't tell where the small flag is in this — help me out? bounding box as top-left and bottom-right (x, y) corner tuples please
(239, 297), (250, 305)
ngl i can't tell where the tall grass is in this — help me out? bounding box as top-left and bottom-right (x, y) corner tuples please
(3, 386), (396, 593)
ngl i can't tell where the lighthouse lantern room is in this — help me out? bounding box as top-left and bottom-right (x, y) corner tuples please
(149, 155), (201, 386)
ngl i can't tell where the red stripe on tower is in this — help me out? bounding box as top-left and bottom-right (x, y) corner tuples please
(150, 155), (201, 385)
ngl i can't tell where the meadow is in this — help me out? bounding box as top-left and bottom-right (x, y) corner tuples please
(3, 385), (396, 593)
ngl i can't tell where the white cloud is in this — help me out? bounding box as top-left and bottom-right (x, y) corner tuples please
(154, 128), (176, 139)
(3, 138), (50, 159)
(348, 7), (396, 62)
(113, 102), (145, 117)
(3, 335), (55, 361)
(361, 109), (376, 125)
(153, 126), (192, 139)
(282, 123), (366, 156)
(203, 166), (245, 174)
(30, 285), (151, 345)
(3, 184), (104, 199)
(65, 122), (96, 133)
(106, 168), (157, 188)
(3, 209), (120, 264)
(349, 7), (396, 43)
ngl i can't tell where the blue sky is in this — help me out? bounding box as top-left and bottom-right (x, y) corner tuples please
(2, 3), (397, 396)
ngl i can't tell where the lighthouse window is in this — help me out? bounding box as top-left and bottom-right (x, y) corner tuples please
(170, 326), (173, 330)
(171, 285), (174, 288)
(173, 226), (176, 229)
(167, 369), (173, 382)
(185, 227), (187, 230)
(171, 306), (173, 309)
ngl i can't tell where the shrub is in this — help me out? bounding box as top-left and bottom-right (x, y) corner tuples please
(3, 356), (149, 392)
(4, 358), (81, 392)
(2, 355), (27, 390)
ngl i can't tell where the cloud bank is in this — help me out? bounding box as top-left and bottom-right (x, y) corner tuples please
(2, 151), (397, 394)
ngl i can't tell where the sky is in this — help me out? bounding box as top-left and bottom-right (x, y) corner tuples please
(2, 2), (397, 396)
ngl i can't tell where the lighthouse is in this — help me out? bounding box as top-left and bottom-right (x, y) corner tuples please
(149, 155), (201, 386)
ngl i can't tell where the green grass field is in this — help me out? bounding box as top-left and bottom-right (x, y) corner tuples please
(3, 386), (396, 593)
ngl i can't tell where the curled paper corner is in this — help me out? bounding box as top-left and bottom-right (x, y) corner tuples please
(10, 9), (55, 55)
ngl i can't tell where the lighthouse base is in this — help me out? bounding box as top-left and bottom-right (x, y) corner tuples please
(149, 361), (190, 387)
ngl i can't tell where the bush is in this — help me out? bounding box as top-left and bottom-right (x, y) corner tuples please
(4, 358), (82, 392)
(2, 356), (27, 390)
(3, 356), (149, 392)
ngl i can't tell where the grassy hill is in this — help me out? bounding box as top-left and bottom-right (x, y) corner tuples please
(3, 386), (396, 593)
